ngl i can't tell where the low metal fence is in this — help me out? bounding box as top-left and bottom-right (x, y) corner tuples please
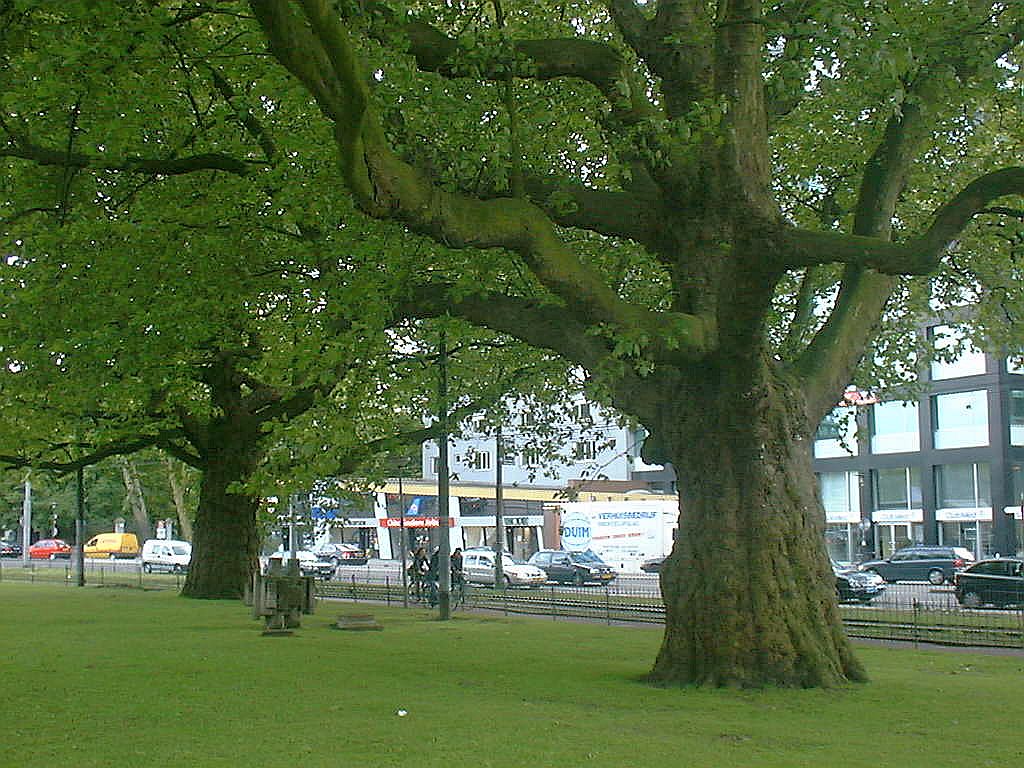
(5, 559), (1022, 650)
(319, 573), (1024, 650)
(0, 558), (186, 591)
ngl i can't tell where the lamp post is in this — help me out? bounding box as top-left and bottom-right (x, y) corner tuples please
(20, 476), (31, 567)
(494, 421), (505, 589)
(75, 467), (85, 586)
(436, 327), (452, 619)
(399, 474), (407, 607)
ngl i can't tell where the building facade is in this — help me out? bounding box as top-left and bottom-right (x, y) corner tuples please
(814, 322), (1024, 563)
(421, 397), (673, 492)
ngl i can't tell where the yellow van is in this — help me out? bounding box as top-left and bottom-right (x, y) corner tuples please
(84, 532), (140, 559)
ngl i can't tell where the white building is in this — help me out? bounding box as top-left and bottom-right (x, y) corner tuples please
(421, 397), (672, 492)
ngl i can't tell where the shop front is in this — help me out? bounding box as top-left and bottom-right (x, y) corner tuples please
(457, 497), (543, 561)
(375, 493), (463, 561)
(871, 508), (924, 558)
(1007, 506), (1024, 557)
(936, 507), (992, 559)
(309, 496), (379, 555)
(825, 507), (862, 564)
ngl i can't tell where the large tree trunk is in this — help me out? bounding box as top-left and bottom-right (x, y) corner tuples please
(645, 356), (866, 687)
(181, 436), (261, 600)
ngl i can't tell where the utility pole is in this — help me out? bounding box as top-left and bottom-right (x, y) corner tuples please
(75, 467), (86, 586)
(20, 476), (31, 566)
(399, 474), (407, 608)
(494, 421), (505, 589)
(436, 327), (452, 619)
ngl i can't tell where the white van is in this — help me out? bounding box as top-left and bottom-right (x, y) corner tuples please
(141, 539), (192, 573)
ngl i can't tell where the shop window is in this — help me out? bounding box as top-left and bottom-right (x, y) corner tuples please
(1012, 465), (1024, 507)
(929, 325), (986, 380)
(932, 390), (989, 449)
(869, 400), (920, 454)
(1011, 390), (1024, 447)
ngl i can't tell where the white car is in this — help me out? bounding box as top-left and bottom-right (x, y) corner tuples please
(266, 550), (335, 580)
(462, 549), (547, 588)
(141, 539), (192, 574)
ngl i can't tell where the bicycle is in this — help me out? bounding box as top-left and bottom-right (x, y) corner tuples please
(406, 571), (430, 604)
(450, 572), (467, 610)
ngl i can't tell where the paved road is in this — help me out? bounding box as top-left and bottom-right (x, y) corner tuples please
(340, 560), (961, 609)
(8, 556), (965, 610)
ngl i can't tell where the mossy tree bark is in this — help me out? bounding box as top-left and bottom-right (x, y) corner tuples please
(640, 358), (866, 687)
(181, 420), (263, 600)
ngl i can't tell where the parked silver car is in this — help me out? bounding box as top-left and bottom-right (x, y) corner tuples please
(266, 550), (335, 580)
(462, 548), (546, 587)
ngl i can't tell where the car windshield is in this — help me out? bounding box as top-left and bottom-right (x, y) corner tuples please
(571, 550), (605, 564)
(171, 546), (190, 555)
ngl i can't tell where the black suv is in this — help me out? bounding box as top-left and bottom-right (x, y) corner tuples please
(859, 545), (974, 585)
(527, 549), (617, 586)
(954, 559), (1024, 608)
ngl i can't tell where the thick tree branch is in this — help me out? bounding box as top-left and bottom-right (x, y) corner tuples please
(396, 284), (713, 370)
(917, 167), (1024, 258)
(782, 92), (929, 421)
(522, 177), (664, 247)
(781, 167), (1024, 274)
(0, 136), (258, 177)
(604, 0), (651, 54)
(251, 0), (710, 355)
(374, 11), (658, 125)
(0, 428), (190, 473)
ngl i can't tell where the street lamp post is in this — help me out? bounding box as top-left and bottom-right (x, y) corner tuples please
(399, 475), (408, 607)
(494, 422), (505, 589)
(20, 477), (31, 567)
(75, 467), (85, 586)
(436, 328), (452, 619)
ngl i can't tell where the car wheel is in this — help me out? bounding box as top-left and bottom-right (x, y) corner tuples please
(960, 590), (982, 609)
(927, 569), (945, 586)
(573, 571), (585, 587)
(144, 563), (152, 574)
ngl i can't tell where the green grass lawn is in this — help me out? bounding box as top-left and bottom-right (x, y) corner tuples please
(2, 583), (1023, 768)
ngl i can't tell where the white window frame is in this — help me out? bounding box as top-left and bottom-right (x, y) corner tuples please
(932, 389), (989, 449)
(870, 400), (920, 454)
